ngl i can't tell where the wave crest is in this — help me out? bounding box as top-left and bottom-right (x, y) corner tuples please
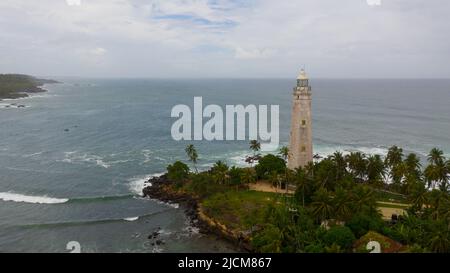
(0, 192), (69, 204)
(128, 172), (165, 196)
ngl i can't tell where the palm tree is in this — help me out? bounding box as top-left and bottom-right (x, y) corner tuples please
(351, 185), (377, 215)
(409, 182), (428, 212)
(428, 189), (449, 221)
(248, 140), (261, 166)
(429, 229), (450, 253)
(330, 151), (347, 181)
(315, 159), (337, 190)
(240, 168), (256, 187)
(250, 140), (261, 153)
(366, 154), (385, 187)
(185, 144), (199, 173)
(405, 153), (422, 180)
(333, 188), (353, 221)
(311, 188), (334, 222)
(212, 160), (228, 171)
(424, 148), (448, 189)
(279, 146), (289, 161)
(384, 146), (404, 187)
(346, 152), (366, 181)
(279, 146), (290, 194)
(305, 161), (315, 179)
(294, 167), (308, 207)
(211, 160), (229, 185)
(428, 148), (445, 165)
(268, 170), (281, 192)
(385, 146), (404, 168)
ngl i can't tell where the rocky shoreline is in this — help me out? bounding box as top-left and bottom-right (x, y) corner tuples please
(142, 175), (252, 252)
(0, 74), (59, 101)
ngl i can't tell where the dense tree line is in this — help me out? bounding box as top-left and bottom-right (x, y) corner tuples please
(166, 143), (450, 253)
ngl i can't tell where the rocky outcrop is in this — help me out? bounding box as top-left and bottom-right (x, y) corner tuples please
(142, 175), (252, 252)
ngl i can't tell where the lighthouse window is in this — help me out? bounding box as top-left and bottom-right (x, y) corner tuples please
(302, 120), (306, 126)
(301, 146), (306, 152)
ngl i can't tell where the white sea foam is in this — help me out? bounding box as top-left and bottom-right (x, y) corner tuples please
(0, 192), (69, 204)
(123, 217), (139, 222)
(159, 229), (173, 236)
(151, 246), (164, 253)
(142, 149), (153, 163)
(0, 103), (28, 109)
(219, 145), (392, 167)
(229, 153), (251, 167)
(61, 151), (111, 168)
(23, 152), (44, 158)
(347, 147), (389, 156)
(128, 172), (165, 196)
(2, 92), (56, 102)
(314, 145), (389, 159)
(147, 198), (180, 209)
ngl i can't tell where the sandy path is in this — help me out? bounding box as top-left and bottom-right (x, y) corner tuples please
(379, 207), (406, 220)
(249, 181), (295, 194)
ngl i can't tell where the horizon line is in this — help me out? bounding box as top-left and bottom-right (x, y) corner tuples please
(33, 75), (450, 80)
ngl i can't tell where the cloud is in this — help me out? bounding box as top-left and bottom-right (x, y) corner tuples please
(90, 47), (107, 56)
(234, 47), (273, 60)
(0, 0), (449, 78)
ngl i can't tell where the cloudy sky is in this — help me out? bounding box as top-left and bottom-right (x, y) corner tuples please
(0, 0), (449, 78)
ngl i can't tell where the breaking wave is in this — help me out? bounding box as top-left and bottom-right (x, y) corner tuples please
(127, 172), (165, 196)
(19, 210), (169, 229)
(0, 192), (134, 205)
(0, 192), (69, 204)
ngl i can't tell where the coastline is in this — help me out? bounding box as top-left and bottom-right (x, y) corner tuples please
(142, 175), (253, 253)
(0, 74), (59, 101)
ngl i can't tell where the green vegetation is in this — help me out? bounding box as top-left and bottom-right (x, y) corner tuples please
(0, 74), (57, 99)
(202, 191), (281, 230)
(167, 161), (190, 187)
(162, 143), (450, 253)
(354, 231), (405, 253)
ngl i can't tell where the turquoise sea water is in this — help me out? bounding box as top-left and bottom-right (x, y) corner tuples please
(0, 78), (449, 252)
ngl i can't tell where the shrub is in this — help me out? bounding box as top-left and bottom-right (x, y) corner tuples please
(304, 244), (324, 253)
(187, 173), (226, 198)
(251, 224), (282, 253)
(228, 166), (243, 187)
(167, 161), (189, 186)
(346, 213), (384, 238)
(354, 231), (404, 253)
(323, 226), (356, 251)
(255, 154), (286, 179)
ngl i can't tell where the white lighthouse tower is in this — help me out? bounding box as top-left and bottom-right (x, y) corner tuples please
(288, 69), (313, 169)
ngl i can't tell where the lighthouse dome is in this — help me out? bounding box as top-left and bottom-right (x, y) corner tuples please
(297, 69), (308, 80)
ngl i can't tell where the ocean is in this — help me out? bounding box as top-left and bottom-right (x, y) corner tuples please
(0, 78), (449, 252)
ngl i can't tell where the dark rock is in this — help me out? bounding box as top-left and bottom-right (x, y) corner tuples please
(142, 173), (249, 253)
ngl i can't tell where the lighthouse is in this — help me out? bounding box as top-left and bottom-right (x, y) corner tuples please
(288, 69), (313, 169)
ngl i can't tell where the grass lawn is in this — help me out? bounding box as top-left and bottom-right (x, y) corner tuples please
(201, 190), (287, 230)
(376, 202), (409, 209)
(201, 187), (410, 227)
(373, 189), (407, 203)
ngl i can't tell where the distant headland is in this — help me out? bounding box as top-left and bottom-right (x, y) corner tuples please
(0, 74), (59, 100)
